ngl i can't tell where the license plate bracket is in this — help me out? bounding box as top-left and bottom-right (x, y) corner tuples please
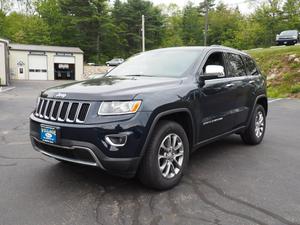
(40, 125), (58, 144)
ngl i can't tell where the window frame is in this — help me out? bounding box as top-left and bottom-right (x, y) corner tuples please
(200, 51), (229, 79)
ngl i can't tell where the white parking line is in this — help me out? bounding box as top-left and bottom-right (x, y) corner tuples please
(0, 87), (15, 93)
(268, 98), (283, 103)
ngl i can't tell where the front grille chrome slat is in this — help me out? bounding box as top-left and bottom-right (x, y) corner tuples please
(35, 98), (90, 124)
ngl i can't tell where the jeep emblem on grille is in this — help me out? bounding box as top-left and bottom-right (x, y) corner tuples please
(55, 93), (67, 99)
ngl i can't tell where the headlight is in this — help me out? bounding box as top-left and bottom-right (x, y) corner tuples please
(98, 100), (142, 115)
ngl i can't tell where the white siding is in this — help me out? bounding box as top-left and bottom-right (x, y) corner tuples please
(0, 42), (6, 85)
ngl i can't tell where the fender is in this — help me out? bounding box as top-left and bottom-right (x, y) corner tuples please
(139, 108), (195, 159)
(246, 94), (268, 127)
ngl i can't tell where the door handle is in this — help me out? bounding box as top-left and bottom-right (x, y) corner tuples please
(249, 80), (255, 84)
(226, 83), (234, 88)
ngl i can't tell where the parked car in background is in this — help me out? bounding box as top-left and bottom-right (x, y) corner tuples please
(106, 58), (124, 66)
(87, 73), (106, 79)
(30, 46), (267, 190)
(276, 30), (299, 45)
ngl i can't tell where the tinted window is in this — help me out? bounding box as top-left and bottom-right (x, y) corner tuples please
(280, 30), (298, 36)
(243, 56), (259, 76)
(107, 49), (202, 78)
(226, 53), (246, 77)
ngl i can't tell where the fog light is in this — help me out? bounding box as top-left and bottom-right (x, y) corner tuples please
(105, 134), (127, 147)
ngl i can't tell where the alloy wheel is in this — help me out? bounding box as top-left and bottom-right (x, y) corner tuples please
(255, 111), (264, 138)
(158, 133), (184, 179)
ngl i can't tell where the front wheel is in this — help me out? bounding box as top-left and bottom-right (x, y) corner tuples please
(241, 104), (266, 145)
(138, 121), (189, 190)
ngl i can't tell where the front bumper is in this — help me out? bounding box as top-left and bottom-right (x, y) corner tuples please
(30, 112), (151, 178)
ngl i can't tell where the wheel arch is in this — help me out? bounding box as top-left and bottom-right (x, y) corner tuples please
(247, 95), (268, 127)
(140, 108), (195, 159)
(256, 96), (268, 116)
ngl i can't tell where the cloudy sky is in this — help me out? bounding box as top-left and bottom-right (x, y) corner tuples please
(150, 0), (257, 14)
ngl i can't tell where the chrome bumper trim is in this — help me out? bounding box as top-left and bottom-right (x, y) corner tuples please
(32, 137), (105, 170)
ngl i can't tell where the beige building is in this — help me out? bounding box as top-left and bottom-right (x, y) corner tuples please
(0, 38), (10, 85)
(9, 44), (84, 81)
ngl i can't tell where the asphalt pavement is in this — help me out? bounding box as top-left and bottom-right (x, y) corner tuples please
(0, 80), (300, 225)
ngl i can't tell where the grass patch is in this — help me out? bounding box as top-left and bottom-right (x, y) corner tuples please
(246, 45), (300, 98)
(291, 84), (300, 94)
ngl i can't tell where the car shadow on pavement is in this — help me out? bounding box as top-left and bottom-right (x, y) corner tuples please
(39, 134), (245, 191)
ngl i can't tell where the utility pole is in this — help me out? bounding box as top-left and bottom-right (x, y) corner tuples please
(204, 0), (209, 46)
(142, 15), (145, 52)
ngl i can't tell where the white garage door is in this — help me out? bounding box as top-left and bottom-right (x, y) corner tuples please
(29, 55), (48, 80)
(54, 56), (75, 64)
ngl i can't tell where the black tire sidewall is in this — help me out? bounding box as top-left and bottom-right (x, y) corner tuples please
(244, 105), (266, 144)
(139, 121), (189, 190)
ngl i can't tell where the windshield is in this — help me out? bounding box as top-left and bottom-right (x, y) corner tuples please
(280, 30), (297, 36)
(106, 49), (202, 78)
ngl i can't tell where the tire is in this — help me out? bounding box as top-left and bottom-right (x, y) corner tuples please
(241, 104), (266, 145)
(138, 120), (189, 190)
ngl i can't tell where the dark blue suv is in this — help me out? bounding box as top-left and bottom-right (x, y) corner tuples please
(30, 46), (268, 189)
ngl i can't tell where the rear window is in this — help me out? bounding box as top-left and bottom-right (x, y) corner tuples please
(242, 56), (259, 76)
(226, 53), (246, 77)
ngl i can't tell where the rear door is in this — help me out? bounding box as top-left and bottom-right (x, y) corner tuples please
(225, 52), (253, 127)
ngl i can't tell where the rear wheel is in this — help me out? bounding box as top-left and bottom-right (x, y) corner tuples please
(138, 121), (189, 190)
(241, 104), (266, 145)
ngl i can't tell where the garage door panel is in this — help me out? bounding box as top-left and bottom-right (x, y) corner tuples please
(29, 55), (47, 80)
(54, 56), (75, 64)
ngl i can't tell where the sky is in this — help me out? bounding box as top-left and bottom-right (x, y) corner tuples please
(149, 0), (257, 14)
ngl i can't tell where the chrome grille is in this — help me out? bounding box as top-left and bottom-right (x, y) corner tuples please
(35, 98), (90, 123)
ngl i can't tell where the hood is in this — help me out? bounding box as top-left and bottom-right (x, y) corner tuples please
(41, 76), (182, 101)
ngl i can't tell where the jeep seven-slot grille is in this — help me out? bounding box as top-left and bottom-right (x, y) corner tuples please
(35, 98), (90, 123)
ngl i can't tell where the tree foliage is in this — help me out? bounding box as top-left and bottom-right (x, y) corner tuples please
(0, 0), (300, 63)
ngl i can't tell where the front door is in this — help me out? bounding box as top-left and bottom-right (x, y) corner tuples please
(196, 51), (237, 141)
(17, 66), (25, 79)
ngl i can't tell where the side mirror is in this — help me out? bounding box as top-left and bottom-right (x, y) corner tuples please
(203, 65), (225, 79)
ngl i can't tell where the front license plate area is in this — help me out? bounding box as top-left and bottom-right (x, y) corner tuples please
(40, 125), (57, 144)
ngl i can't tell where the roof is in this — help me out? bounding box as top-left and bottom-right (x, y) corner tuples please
(0, 38), (9, 44)
(147, 46), (247, 56)
(9, 43), (83, 54)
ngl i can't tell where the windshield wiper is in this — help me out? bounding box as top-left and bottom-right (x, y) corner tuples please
(125, 74), (155, 77)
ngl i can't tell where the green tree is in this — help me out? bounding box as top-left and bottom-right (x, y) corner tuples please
(111, 0), (164, 56)
(282, 0), (300, 30)
(181, 2), (204, 45)
(160, 3), (183, 47)
(207, 3), (242, 46)
(3, 12), (50, 44)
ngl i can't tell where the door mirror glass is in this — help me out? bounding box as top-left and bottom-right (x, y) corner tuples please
(204, 65), (225, 79)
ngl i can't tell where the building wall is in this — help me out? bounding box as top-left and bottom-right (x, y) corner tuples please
(9, 50), (84, 81)
(9, 50), (28, 80)
(75, 53), (84, 81)
(0, 42), (7, 85)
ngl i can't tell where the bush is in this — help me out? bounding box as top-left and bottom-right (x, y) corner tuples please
(291, 85), (300, 94)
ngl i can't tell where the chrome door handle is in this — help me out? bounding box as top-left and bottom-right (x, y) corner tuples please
(249, 80), (255, 84)
(226, 83), (234, 88)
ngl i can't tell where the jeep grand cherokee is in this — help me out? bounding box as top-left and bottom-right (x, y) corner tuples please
(30, 46), (268, 190)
